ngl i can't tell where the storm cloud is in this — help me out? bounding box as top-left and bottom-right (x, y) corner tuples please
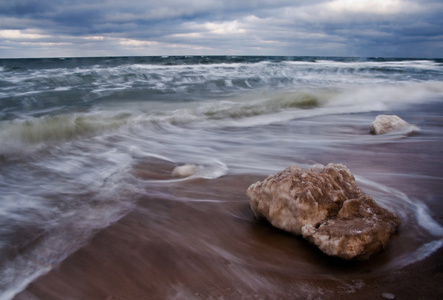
(0, 0), (442, 58)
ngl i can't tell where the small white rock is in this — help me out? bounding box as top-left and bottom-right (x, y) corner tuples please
(172, 164), (199, 178)
(381, 292), (395, 299)
(370, 115), (411, 135)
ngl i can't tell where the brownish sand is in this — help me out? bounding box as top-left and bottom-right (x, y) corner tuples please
(13, 128), (443, 300)
(14, 170), (443, 300)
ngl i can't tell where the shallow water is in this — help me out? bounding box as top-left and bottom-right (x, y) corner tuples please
(0, 56), (443, 299)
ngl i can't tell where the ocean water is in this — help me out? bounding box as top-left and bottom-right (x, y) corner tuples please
(1, 56), (443, 299)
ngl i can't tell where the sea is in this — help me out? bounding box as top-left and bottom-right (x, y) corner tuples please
(1, 56), (443, 299)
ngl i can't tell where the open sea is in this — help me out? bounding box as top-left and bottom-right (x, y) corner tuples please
(1, 56), (443, 299)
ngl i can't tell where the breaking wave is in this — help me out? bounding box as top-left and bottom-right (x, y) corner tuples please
(0, 112), (130, 154)
(2, 79), (442, 156)
(1, 57), (442, 120)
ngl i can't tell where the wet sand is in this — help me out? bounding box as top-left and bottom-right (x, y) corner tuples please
(14, 174), (443, 299)
(13, 112), (443, 300)
(13, 197), (443, 299)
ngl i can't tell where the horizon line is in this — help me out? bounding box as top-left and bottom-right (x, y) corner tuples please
(1, 54), (441, 60)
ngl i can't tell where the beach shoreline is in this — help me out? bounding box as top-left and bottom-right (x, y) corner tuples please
(13, 194), (443, 300)
(14, 159), (443, 299)
(1, 56), (442, 300)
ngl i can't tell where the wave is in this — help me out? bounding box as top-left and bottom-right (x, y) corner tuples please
(202, 91), (325, 120)
(356, 176), (443, 270)
(2, 80), (441, 156)
(1, 57), (442, 120)
(195, 81), (443, 128)
(0, 90), (328, 153)
(0, 112), (130, 154)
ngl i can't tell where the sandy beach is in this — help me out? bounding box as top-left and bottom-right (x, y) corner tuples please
(13, 184), (443, 299)
(1, 56), (442, 300)
(14, 135), (443, 300)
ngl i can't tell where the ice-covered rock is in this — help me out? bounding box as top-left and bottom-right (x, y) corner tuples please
(172, 164), (199, 178)
(370, 115), (412, 135)
(302, 196), (400, 260)
(246, 163), (400, 260)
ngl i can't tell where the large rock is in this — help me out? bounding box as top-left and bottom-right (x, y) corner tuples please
(370, 114), (412, 135)
(246, 164), (400, 260)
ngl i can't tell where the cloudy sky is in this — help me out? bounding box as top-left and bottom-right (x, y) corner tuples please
(0, 0), (442, 58)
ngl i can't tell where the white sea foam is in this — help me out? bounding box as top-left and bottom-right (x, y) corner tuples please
(147, 160), (228, 183)
(356, 175), (443, 268)
(0, 265), (51, 300)
(382, 240), (443, 271)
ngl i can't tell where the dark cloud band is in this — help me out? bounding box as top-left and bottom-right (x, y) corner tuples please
(0, 0), (442, 58)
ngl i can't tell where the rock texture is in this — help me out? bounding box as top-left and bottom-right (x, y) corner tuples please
(370, 115), (412, 135)
(246, 164), (400, 260)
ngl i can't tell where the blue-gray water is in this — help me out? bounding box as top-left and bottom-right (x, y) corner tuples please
(1, 56), (443, 299)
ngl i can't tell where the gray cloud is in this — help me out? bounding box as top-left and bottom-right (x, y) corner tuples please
(0, 0), (442, 58)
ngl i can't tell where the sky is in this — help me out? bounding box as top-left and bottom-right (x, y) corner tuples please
(0, 0), (442, 58)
